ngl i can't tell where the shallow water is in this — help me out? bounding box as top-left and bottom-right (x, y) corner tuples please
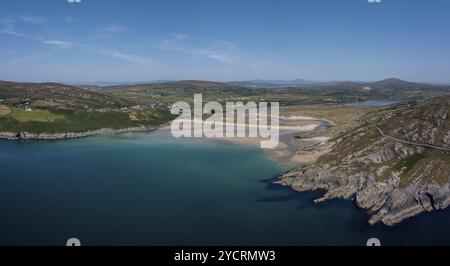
(0, 130), (449, 246)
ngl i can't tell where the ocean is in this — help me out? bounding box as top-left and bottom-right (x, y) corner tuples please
(0, 130), (449, 246)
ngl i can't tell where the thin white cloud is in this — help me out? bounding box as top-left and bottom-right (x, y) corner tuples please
(101, 49), (158, 65)
(154, 34), (238, 64)
(200, 40), (237, 64)
(64, 16), (86, 23)
(86, 25), (129, 41)
(0, 19), (27, 37)
(43, 40), (75, 48)
(207, 53), (235, 64)
(0, 15), (49, 38)
(0, 25), (27, 37)
(95, 25), (128, 33)
(19, 16), (48, 25)
(212, 40), (237, 50)
(0, 17), (78, 48)
(158, 33), (188, 50)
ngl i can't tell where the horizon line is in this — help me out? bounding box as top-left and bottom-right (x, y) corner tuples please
(1, 77), (449, 86)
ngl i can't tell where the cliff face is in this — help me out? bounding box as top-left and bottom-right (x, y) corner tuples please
(277, 97), (450, 226)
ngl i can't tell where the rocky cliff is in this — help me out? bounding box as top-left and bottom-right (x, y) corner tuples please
(276, 96), (450, 226)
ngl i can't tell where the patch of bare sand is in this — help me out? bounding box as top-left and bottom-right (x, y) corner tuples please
(162, 118), (331, 166)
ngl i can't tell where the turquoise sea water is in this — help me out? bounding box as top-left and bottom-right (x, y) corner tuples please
(1, 130), (450, 246)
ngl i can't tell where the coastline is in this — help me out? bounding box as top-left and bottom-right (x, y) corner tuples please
(167, 114), (450, 227)
(0, 125), (156, 141)
(3, 116), (441, 227)
(161, 117), (333, 166)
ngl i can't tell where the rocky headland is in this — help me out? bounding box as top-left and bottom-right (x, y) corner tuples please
(276, 96), (450, 226)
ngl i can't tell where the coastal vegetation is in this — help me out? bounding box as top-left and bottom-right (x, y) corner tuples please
(0, 81), (174, 135)
(0, 108), (172, 134)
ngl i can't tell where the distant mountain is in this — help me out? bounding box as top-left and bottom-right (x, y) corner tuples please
(96, 78), (450, 102)
(228, 78), (450, 90)
(67, 78), (449, 91)
(101, 80), (242, 92)
(293, 78), (449, 92)
(73, 80), (174, 87)
(371, 78), (430, 89)
(229, 79), (320, 88)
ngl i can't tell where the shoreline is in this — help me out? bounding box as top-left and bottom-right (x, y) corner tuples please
(161, 118), (333, 166)
(0, 125), (156, 141)
(3, 117), (427, 227)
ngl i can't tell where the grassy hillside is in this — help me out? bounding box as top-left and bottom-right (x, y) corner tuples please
(95, 79), (450, 107)
(1, 78), (449, 135)
(0, 81), (173, 134)
(319, 96), (450, 184)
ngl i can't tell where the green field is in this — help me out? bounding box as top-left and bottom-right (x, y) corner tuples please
(0, 108), (174, 134)
(10, 108), (64, 123)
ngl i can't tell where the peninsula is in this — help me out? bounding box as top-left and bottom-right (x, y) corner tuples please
(276, 96), (450, 226)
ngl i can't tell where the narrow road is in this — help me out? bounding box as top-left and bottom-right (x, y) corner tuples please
(373, 125), (450, 152)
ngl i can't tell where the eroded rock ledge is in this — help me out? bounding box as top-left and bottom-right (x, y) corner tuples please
(276, 164), (450, 226)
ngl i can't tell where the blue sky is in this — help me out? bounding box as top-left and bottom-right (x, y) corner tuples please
(1, 0), (449, 83)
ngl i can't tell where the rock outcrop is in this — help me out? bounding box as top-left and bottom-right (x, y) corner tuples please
(276, 96), (450, 226)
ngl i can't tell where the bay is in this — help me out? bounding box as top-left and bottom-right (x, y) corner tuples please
(0, 130), (449, 246)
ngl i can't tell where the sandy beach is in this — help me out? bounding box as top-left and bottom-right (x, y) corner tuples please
(163, 115), (333, 165)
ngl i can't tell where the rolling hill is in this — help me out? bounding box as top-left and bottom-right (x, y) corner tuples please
(99, 80), (241, 92)
(0, 81), (173, 136)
